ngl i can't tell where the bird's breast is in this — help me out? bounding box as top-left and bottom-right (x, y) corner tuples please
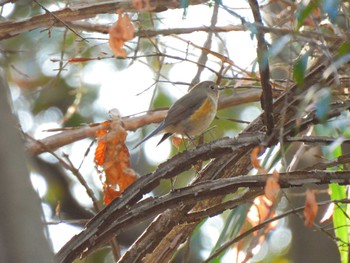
(185, 97), (217, 135)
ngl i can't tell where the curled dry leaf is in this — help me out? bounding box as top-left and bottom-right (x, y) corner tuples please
(247, 196), (278, 235)
(264, 171), (280, 202)
(94, 115), (137, 205)
(304, 189), (318, 227)
(109, 9), (135, 58)
(251, 146), (266, 174)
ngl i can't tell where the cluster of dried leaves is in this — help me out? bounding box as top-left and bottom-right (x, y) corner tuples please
(250, 146), (324, 229)
(108, 9), (135, 58)
(94, 112), (136, 204)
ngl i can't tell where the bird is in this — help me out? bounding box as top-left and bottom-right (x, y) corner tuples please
(133, 81), (222, 148)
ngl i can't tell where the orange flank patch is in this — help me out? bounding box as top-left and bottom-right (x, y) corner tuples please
(189, 98), (215, 122)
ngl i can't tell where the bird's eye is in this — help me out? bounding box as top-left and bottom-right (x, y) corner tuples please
(210, 85), (215, 90)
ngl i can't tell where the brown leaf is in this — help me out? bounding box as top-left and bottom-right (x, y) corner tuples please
(247, 196), (277, 234)
(103, 185), (121, 205)
(94, 116), (136, 205)
(251, 146), (266, 174)
(264, 171), (280, 201)
(304, 189), (318, 227)
(109, 9), (135, 58)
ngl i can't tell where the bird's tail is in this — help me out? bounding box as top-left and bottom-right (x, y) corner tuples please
(132, 121), (165, 149)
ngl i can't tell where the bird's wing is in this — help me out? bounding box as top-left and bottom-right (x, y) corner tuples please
(164, 91), (207, 127)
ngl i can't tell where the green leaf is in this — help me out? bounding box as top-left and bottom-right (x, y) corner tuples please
(293, 52), (309, 86)
(152, 88), (173, 109)
(322, 0), (340, 22)
(315, 88), (331, 122)
(296, 0), (320, 30)
(316, 127), (349, 263)
(268, 35), (292, 58)
(337, 42), (350, 57)
(180, 0), (189, 8)
(324, 145), (349, 263)
(180, 0), (189, 17)
(262, 34), (291, 69)
(209, 204), (250, 260)
(330, 183), (349, 263)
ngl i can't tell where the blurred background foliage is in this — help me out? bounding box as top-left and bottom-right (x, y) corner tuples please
(1, 0), (350, 262)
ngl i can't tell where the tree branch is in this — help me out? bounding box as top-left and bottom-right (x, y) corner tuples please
(56, 72), (350, 261)
(248, 0), (274, 135)
(56, 170), (350, 262)
(117, 53), (334, 261)
(0, 0), (207, 40)
(25, 88), (268, 156)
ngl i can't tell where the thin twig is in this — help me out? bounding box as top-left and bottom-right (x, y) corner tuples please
(248, 0), (274, 135)
(191, 1), (218, 84)
(26, 135), (121, 259)
(33, 0), (87, 41)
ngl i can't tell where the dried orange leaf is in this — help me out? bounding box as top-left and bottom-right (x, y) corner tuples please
(94, 114), (136, 205)
(251, 146), (266, 173)
(94, 121), (110, 166)
(109, 9), (135, 58)
(247, 196), (277, 235)
(103, 186), (121, 205)
(264, 171), (280, 201)
(304, 189), (318, 227)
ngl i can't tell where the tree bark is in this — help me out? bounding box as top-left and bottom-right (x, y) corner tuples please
(0, 70), (53, 263)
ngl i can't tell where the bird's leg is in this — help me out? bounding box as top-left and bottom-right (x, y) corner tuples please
(184, 133), (197, 148)
(170, 177), (176, 192)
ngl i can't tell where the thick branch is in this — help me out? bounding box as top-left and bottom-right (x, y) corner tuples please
(0, 0), (206, 40)
(56, 97), (350, 262)
(56, 170), (350, 262)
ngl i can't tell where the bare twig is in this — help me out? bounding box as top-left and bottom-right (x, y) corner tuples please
(248, 0), (274, 135)
(26, 134), (121, 259)
(191, 1), (218, 85)
(33, 0), (86, 41)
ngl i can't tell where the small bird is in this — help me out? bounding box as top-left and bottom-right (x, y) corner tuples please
(133, 81), (222, 148)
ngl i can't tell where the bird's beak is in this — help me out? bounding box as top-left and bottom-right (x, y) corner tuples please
(218, 86), (225, 90)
